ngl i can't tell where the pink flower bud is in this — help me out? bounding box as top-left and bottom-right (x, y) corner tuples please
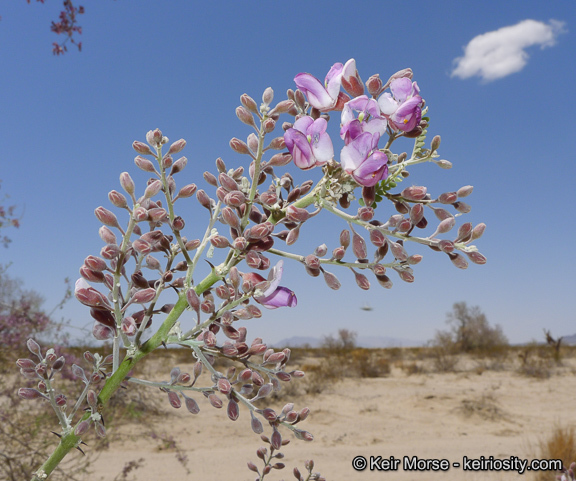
(185, 239), (201, 251)
(457, 185), (473, 198)
(241, 93), (258, 113)
(262, 87), (274, 105)
(108, 190), (127, 208)
(466, 251), (487, 265)
(210, 235), (231, 248)
(219, 173), (239, 192)
(456, 222), (473, 242)
(410, 204), (424, 225)
(340, 229), (350, 248)
(119, 172), (135, 195)
(388, 241), (408, 261)
(270, 99), (294, 115)
(168, 139), (186, 155)
(148, 207), (167, 223)
(177, 183), (197, 198)
(75, 420), (90, 436)
(233, 236), (248, 251)
(170, 156), (188, 175)
(95, 207), (119, 228)
(438, 192), (458, 204)
(132, 288), (156, 304)
(436, 217), (456, 234)
(402, 186), (427, 201)
(134, 155), (156, 172)
(230, 137), (251, 155)
(172, 216), (185, 231)
(224, 190), (245, 207)
(366, 74), (383, 96)
(236, 106), (256, 127)
(121, 316), (136, 335)
(322, 270), (341, 290)
(376, 274), (393, 289)
(80, 266), (105, 283)
(353, 270), (370, 290)
(453, 201), (471, 214)
(431, 135), (441, 151)
(314, 244), (328, 257)
(435, 159), (453, 169)
(352, 231), (367, 259)
(146, 129), (163, 147)
(144, 180), (162, 199)
(217, 378), (232, 395)
(268, 152), (292, 166)
(247, 133), (259, 152)
(133, 141), (154, 156)
(407, 254), (423, 265)
(263, 118), (276, 133)
(471, 223), (486, 240)
(357, 206), (374, 222)
(99, 226), (116, 244)
(227, 399), (239, 421)
(304, 255), (320, 269)
(286, 225), (300, 245)
(208, 393), (223, 409)
(332, 246), (346, 260)
(85, 255), (107, 272)
(449, 253), (468, 269)
(196, 189), (212, 209)
(259, 191), (277, 206)
(438, 239), (455, 253)
(93, 322), (114, 340)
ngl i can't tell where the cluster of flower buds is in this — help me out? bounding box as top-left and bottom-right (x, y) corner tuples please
(247, 435), (322, 481)
(17, 339), (112, 440)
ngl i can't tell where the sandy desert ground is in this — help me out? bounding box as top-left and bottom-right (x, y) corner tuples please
(86, 350), (576, 481)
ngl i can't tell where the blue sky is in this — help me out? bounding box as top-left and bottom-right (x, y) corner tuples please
(1, 1), (574, 346)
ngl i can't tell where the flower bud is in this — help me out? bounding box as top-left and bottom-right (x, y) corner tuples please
(99, 226), (116, 244)
(144, 180), (162, 199)
(259, 191), (277, 206)
(117, 173), (135, 197)
(168, 139), (186, 155)
(340, 229), (350, 248)
(436, 217), (456, 234)
(196, 189), (212, 209)
(95, 207), (119, 228)
(369, 229), (386, 247)
(134, 155), (156, 173)
(148, 207), (167, 223)
(357, 206), (374, 222)
(132, 141), (154, 156)
(407, 254), (423, 265)
(268, 152), (292, 167)
(402, 186), (427, 201)
(18, 388), (45, 400)
(203, 171), (218, 187)
(270, 99), (294, 115)
(247, 133), (259, 152)
(178, 183), (197, 198)
(332, 246), (345, 260)
(227, 399), (239, 421)
(388, 241), (408, 261)
(224, 190), (245, 207)
(322, 270), (341, 290)
(376, 273), (393, 289)
(286, 225), (300, 245)
(438, 239), (455, 253)
(241, 93), (258, 113)
(263, 118), (276, 133)
(210, 235), (230, 249)
(233, 236), (248, 251)
(208, 393), (223, 409)
(435, 159), (452, 169)
(448, 253), (468, 269)
(230, 137), (251, 155)
(93, 322), (114, 340)
(314, 244), (327, 257)
(353, 270), (370, 290)
(132, 288), (156, 304)
(466, 251), (487, 264)
(430, 135), (441, 151)
(471, 223), (486, 240)
(219, 173), (239, 192)
(267, 136), (286, 150)
(366, 74), (383, 96)
(453, 201), (471, 214)
(409, 203), (424, 225)
(75, 420), (90, 436)
(352, 231), (367, 259)
(262, 87), (274, 105)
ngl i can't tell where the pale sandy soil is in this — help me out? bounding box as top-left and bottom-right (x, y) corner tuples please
(92, 355), (576, 481)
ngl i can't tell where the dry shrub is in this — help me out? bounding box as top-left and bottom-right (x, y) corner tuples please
(533, 425), (576, 481)
(457, 392), (505, 421)
(399, 360), (425, 375)
(517, 346), (553, 379)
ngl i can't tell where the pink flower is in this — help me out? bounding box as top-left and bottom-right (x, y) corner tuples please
(340, 132), (388, 187)
(284, 117), (333, 170)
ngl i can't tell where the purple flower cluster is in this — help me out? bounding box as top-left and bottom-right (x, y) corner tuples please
(284, 59), (424, 187)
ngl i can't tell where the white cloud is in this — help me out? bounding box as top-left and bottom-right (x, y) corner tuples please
(451, 19), (566, 82)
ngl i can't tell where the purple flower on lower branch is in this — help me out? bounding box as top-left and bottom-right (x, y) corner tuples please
(249, 261), (297, 309)
(340, 132), (388, 187)
(284, 117), (333, 170)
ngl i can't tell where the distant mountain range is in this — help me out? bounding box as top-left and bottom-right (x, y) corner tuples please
(563, 334), (576, 345)
(273, 335), (423, 349)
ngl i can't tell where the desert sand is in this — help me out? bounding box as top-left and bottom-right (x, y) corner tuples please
(90, 353), (575, 481)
